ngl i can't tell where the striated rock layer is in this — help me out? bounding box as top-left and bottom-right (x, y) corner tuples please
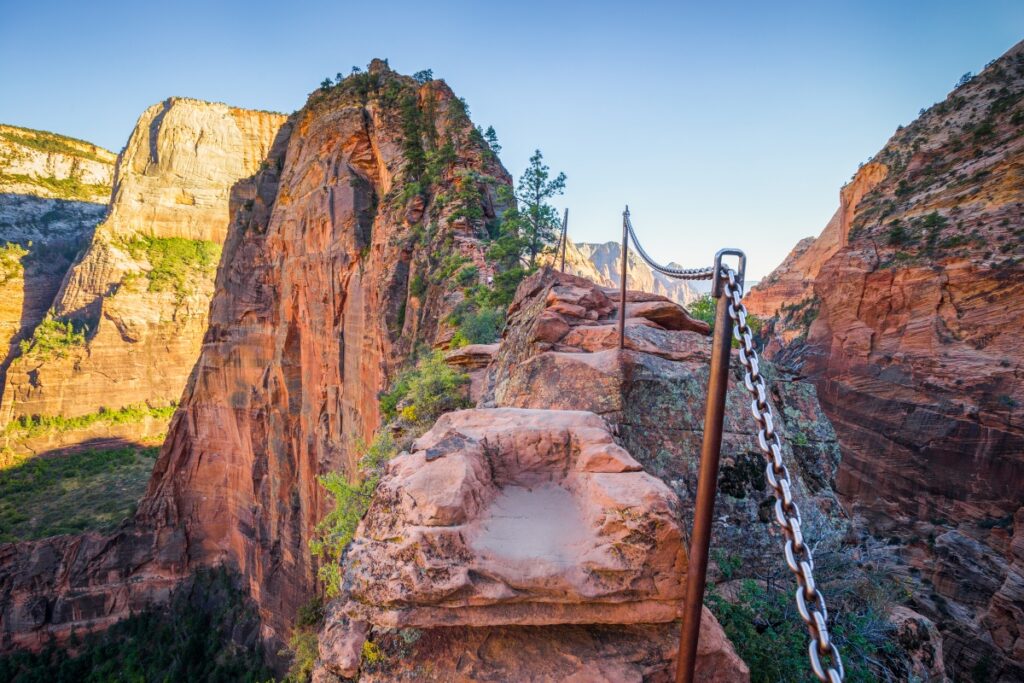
(0, 125), (115, 392)
(0, 99), (286, 426)
(747, 41), (1024, 680)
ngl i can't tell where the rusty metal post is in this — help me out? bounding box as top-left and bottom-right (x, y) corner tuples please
(559, 207), (569, 272)
(676, 258), (733, 683)
(618, 207), (629, 349)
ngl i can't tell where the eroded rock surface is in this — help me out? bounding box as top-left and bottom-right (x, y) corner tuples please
(342, 408), (686, 628)
(745, 40), (1024, 680)
(319, 403), (747, 682)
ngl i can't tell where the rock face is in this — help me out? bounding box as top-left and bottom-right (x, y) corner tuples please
(0, 99), (286, 426)
(746, 41), (1024, 680)
(343, 408), (687, 628)
(0, 125), (115, 392)
(315, 268), (858, 681)
(318, 401), (748, 681)
(549, 238), (705, 306)
(137, 65), (511, 647)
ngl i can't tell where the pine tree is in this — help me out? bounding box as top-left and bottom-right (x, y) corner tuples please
(515, 150), (566, 267)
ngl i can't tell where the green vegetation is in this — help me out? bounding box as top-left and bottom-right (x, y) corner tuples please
(0, 567), (272, 683)
(886, 220), (909, 246)
(451, 307), (504, 346)
(3, 403), (176, 440)
(0, 241), (28, 284)
(0, 171), (109, 202)
(378, 351), (471, 425)
(0, 445), (158, 542)
(708, 537), (903, 682)
(0, 125), (111, 165)
(18, 317), (86, 360)
(310, 431), (397, 597)
(280, 597), (325, 682)
(311, 351), (471, 603)
(493, 150), (566, 268)
(687, 294), (764, 348)
(121, 235), (222, 303)
(708, 579), (894, 683)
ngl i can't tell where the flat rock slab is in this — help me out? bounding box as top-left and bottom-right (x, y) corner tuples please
(340, 407), (687, 628)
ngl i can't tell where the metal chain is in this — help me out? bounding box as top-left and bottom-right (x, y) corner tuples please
(722, 266), (845, 683)
(623, 212), (716, 281)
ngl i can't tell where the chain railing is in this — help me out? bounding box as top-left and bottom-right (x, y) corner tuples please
(616, 208), (844, 683)
(723, 266), (844, 683)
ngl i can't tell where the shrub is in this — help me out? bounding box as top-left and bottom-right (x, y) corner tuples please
(378, 352), (470, 425)
(0, 242), (28, 284)
(456, 264), (480, 287)
(452, 307), (503, 346)
(310, 431), (397, 597)
(409, 272), (427, 298)
(278, 596), (325, 682)
(0, 445), (160, 543)
(687, 294), (764, 349)
(886, 222), (909, 246)
(121, 235), (222, 303)
(18, 316), (86, 360)
(4, 402), (176, 439)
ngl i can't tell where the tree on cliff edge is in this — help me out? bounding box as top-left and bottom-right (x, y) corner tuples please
(503, 150), (566, 268)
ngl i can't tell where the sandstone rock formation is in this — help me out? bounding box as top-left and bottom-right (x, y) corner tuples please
(343, 408), (687, 627)
(318, 406), (747, 681)
(746, 41), (1024, 680)
(0, 125), (115, 392)
(313, 267), (865, 680)
(0, 99), (286, 428)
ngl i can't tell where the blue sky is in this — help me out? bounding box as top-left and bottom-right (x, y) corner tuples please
(1, 1), (1021, 277)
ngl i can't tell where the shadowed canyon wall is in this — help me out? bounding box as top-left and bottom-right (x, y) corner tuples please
(748, 41), (1024, 681)
(0, 125), (115, 398)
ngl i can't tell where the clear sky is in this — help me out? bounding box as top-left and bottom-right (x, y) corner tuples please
(1, 1), (1021, 278)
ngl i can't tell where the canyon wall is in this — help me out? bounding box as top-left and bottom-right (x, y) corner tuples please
(0, 125), (115, 392)
(748, 41), (1024, 680)
(0, 100), (286, 428)
(0, 62), (514, 654)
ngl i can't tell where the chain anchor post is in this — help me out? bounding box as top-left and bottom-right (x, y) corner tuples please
(559, 207), (569, 272)
(618, 206), (630, 350)
(676, 248), (745, 683)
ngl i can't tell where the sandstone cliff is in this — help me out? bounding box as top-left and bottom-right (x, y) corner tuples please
(748, 41), (1024, 681)
(0, 125), (115, 394)
(0, 100), (286, 429)
(0, 62), (513, 655)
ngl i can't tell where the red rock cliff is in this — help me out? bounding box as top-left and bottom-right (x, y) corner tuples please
(0, 62), (511, 654)
(749, 41), (1024, 680)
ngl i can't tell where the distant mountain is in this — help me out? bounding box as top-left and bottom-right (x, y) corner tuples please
(549, 238), (707, 305)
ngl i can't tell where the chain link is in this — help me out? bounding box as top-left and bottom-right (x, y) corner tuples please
(722, 266), (845, 683)
(623, 212), (716, 281)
